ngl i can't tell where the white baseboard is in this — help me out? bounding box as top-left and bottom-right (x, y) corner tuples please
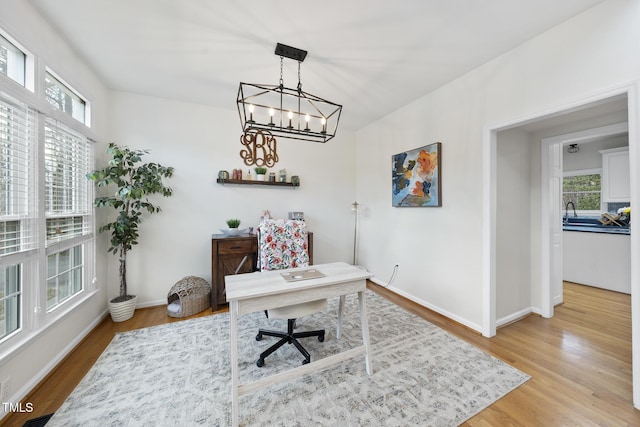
(136, 299), (167, 309)
(369, 277), (483, 333)
(496, 307), (533, 328)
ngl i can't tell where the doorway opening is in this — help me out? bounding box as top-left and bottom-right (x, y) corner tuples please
(485, 92), (631, 333)
(484, 87), (639, 407)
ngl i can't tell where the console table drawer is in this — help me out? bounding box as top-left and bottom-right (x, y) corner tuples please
(218, 240), (255, 254)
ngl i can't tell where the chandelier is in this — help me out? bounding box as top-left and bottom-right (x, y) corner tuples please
(236, 43), (342, 143)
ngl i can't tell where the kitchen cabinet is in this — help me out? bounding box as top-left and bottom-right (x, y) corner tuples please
(600, 147), (630, 203)
(563, 230), (630, 293)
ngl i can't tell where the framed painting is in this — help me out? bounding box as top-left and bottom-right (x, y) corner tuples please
(392, 142), (442, 207)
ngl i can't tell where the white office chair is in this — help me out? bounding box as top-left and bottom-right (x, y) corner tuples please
(255, 219), (328, 367)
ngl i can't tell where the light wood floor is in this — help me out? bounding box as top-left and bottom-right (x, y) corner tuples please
(4, 281), (639, 426)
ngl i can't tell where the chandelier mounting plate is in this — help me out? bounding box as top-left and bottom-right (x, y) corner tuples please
(275, 43), (307, 62)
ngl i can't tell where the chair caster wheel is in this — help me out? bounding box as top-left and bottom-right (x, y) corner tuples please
(256, 333), (262, 341)
(257, 358), (264, 367)
(318, 333), (325, 342)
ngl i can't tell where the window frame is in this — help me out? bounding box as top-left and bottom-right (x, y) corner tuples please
(43, 120), (94, 314)
(0, 264), (22, 341)
(44, 68), (91, 127)
(0, 32), (25, 86)
(0, 28), (35, 92)
(562, 168), (602, 217)
(0, 26), (97, 354)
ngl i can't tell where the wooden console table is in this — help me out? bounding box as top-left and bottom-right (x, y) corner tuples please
(211, 233), (313, 310)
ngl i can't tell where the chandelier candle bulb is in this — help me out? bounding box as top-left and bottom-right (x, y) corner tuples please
(248, 104), (255, 123)
(287, 111), (293, 129)
(269, 108), (275, 125)
(321, 117), (327, 134)
(305, 114), (310, 131)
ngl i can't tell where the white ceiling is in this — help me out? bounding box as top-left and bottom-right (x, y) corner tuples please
(30, 0), (604, 132)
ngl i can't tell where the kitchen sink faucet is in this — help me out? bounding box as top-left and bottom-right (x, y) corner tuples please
(564, 201), (577, 222)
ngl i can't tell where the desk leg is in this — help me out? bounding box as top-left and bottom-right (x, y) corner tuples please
(358, 290), (372, 376)
(230, 300), (239, 427)
(336, 295), (346, 339)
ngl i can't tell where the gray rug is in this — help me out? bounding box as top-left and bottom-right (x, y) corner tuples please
(48, 291), (529, 426)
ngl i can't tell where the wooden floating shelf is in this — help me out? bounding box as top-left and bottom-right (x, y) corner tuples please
(216, 178), (299, 188)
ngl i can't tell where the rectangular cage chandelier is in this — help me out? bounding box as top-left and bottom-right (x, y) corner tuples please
(237, 43), (342, 143)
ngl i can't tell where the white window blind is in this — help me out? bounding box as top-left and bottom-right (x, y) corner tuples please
(0, 93), (37, 256)
(44, 119), (92, 246)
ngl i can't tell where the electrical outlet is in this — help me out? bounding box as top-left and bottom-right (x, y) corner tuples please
(1, 376), (11, 402)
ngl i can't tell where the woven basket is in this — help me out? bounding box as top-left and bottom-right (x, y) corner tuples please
(167, 276), (211, 318)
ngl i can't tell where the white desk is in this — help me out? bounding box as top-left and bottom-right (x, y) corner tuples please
(225, 262), (373, 427)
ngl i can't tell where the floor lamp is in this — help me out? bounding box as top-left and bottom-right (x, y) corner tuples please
(352, 201), (359, 265)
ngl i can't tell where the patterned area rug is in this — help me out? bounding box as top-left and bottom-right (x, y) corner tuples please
(48, 291), (529, 426)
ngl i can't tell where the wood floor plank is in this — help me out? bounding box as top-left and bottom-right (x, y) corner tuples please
(4, 281), (640, 426)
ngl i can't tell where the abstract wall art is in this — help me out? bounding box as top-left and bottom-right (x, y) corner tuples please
(392, 142), (442, 207)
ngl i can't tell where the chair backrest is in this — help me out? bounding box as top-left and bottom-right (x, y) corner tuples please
(258, 219), (309, 271)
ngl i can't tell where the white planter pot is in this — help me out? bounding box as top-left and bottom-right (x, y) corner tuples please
(256, 174), (266, 181)
(108, 295), (138, 322)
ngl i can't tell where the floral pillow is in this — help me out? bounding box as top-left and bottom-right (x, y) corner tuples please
(259, 219), (309, 271)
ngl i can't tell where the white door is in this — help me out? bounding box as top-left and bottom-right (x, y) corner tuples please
(549, 141), (564, 311)
(540, 136), (563, 318)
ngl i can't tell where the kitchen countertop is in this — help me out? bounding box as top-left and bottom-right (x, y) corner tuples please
(562, 216), (630, 235)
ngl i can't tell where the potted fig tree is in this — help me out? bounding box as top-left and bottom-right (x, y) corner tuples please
(87, 143), (174, 322)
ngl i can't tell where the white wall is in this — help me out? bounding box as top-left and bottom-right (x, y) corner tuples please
(355, 0), (640, 331)
(495, 129), (531, 321)
(108, 91), (357, 305)
(0, 0), (110, 414)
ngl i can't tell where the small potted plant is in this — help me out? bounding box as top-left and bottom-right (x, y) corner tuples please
(226, 218), (241, 229)
(254, 167), (267, 181)
(224, 218), (243, 236)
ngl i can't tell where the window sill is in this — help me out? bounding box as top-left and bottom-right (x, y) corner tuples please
(0, 288), (103, 365)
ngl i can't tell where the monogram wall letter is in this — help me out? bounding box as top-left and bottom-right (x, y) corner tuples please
(239, 129), (279, 167)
